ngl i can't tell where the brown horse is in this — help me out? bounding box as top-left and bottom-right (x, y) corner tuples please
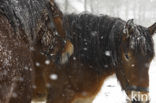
(0, 0), (55, 103)
(0, 0), (156, 103)
(0, 0), (73, 103)
(33, 14), (156, 103)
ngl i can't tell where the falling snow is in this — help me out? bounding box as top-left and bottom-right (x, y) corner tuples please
(104, 65), (109, 68)
(73, 57), (76, 60)
(46, 83), (51, 88)
(24, 66), (29, 70)
(83, 48), (88, 51)
(50, 74), (58, 80)
(45, 60), (50, 65)
(35, 62), (40, 67)
(32, 85), (37, 89)
(1, 0), (156, 103)
(91, 31), (98, 36)
(101, 36), (104, 39)
(131, 64), (135, 67)
(105, 51), (111, 56)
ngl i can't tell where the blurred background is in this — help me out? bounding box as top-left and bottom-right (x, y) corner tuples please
(56, 0), (156, 26)
(55, 0), (156, 103)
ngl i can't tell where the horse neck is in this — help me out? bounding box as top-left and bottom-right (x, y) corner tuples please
(63, 14), (126, 68)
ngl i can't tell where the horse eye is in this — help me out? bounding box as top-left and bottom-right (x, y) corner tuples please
(124, 54), (130, 61)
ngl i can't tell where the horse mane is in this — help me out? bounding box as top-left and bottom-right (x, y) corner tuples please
(63, 13), (154, 69)
(0, 0), (48, 42)
(62, 13), (125, 68)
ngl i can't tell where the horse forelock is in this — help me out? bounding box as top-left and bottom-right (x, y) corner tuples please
(129, 26), (155, 58)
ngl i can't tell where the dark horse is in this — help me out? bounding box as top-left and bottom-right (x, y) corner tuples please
(0, 0), (156, 103)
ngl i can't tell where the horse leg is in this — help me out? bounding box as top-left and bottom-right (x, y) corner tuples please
(0, 14), (33, 103)
(9, 52), (33, 103)
(32, 52), (48, 102)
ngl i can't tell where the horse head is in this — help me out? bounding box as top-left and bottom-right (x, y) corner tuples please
(118, 19), (156, 102)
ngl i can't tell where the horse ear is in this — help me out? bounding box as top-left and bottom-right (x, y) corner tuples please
(123, 19), (135, 38)
(148, 22), (156, 36)
(126, 19), (135, 30)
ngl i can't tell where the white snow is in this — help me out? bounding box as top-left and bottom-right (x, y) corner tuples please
(93, 75), (127, 103)
(104, 65), (109, 68)
(32, 85), (37, 89)
(105, 51), (111, 56)
(91, 31), (98, 36)
(50, 74), (58, 80)
(45, 60), (50, 65)
(101, 36), (104, 39)
(24, 66), (29, 70)
(83, 48), (88, 51)
(73, 56), (77, 60)
(35, 62), (40, 67)
(131, 64), (135, 67)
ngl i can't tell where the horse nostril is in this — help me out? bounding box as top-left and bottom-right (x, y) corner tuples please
(132, 99), (141, 103)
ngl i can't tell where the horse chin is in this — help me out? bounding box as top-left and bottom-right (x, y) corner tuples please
(126, 90), (150, 103)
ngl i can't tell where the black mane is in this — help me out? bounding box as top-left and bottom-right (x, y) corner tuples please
(63, 14), (154, 69)
(63, 14), (125, 68)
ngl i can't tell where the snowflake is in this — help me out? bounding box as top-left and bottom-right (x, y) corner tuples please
(91, 31), (98, 36)
(131, 64), (135, 67)
(105, 51), (111, 56)
(73, 57), (76, 60)
(104, 65), (109, 68)
(83, 48), (88, 51)
(45, 60), (50, 65)
(35, 62), (40, 67)
(50, 74), (58, 80)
